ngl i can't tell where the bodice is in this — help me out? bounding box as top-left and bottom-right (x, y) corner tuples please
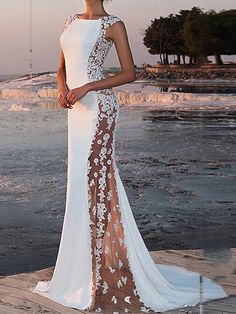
(60, 13), (122, 89)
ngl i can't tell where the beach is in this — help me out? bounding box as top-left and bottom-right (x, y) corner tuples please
(0, 73), (236, 276)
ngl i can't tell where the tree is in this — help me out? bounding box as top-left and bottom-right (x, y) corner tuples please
(218, 10), (236, 59)
(143, 7), (236, 66)
(183, 7), (211, 64)
(143, 14), (186, 65)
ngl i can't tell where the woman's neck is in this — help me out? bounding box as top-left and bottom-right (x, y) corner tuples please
(84, 0), (107, 17)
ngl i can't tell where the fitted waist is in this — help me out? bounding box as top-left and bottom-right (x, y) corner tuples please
(65, 63), (104, 87)
(65, 61), (104, 74)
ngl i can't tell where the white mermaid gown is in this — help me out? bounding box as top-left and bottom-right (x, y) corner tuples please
(31, 13), (228, 313)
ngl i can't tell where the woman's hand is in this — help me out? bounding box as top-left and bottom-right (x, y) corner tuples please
(65, 83), (90, 106)
(58, 87), (73, 109)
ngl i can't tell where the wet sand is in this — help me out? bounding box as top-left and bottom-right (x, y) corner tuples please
(0, 100), (235, 276)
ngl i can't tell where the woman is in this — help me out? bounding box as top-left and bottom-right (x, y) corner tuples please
(31, 0), (228, 313)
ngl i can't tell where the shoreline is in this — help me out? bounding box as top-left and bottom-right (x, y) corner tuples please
(1, 73), (236, 112)
(1, 66), (236, 83)
(137, 65), (236, 81)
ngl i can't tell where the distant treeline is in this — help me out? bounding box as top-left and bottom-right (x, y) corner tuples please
(143, 7), (236, 65)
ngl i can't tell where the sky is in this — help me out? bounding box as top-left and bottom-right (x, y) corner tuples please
(0, 0), (235, 75)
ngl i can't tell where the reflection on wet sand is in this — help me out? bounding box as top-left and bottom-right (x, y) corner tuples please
(0, 104), (235, 278)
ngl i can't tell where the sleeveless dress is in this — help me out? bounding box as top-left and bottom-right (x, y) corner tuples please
(31, 13), (228, 313)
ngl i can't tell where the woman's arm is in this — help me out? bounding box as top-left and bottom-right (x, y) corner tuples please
(57, 50), (73, 109)
(65, 20), (136, 106)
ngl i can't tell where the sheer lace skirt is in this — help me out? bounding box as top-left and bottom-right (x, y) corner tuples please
(85, 89), (155, 313)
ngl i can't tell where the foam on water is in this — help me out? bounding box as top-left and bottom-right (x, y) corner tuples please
(0, 72), (236, 112)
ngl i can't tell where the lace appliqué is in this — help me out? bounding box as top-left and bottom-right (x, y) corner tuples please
(62, 14), (78, 32)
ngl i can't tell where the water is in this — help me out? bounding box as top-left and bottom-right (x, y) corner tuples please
(117, 81), (236, 94)
(0, 73), (236, 275)
(151, 84), (236, 94)
(0, 102), (236, 275)
(0, 74), (21, 82)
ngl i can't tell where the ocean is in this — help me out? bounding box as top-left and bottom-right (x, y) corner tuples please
(0, 73), (236, 275)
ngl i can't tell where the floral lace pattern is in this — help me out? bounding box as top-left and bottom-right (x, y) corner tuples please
(63, 15), (72, 32)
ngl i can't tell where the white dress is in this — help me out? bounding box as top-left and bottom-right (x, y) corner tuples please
(31, 13), (228, 313)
